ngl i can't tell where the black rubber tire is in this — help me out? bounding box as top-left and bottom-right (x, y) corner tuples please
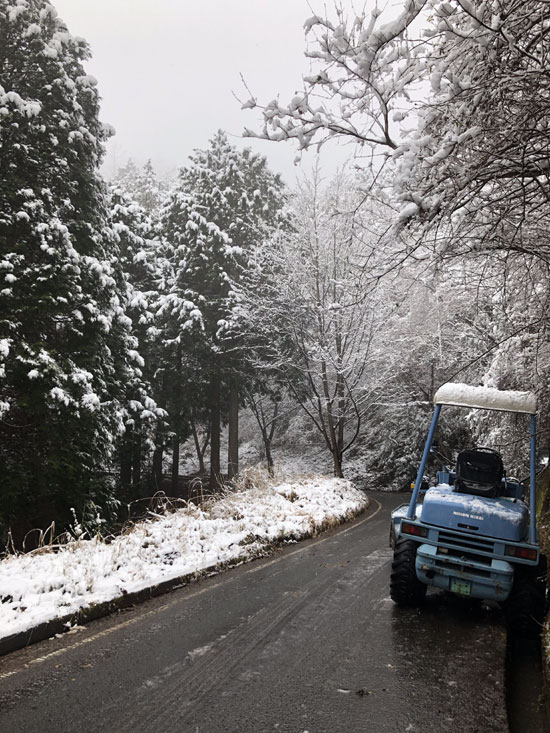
(505, 555), (547, 639)
(390, 538), (427, 606)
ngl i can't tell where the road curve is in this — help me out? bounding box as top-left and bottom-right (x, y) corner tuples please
(0, 491), (508, 732)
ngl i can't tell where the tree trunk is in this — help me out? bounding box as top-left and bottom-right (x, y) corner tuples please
(335, 372), (346, 478)
(265, 438), (274, 476)
(190, 417), (206, 474)
(132, 434), (142, 487)
(332, 449), (344, 478)
(200, 426), (210, 474)
(228, 380), (239, 481)
(120, 438), (132, 490)
(152, 445), (163, 489)
(171, 435), (179, 494)
(248, 392), (279, 477)
(170, 340), (183, 494)
(209, 373), (221, 490)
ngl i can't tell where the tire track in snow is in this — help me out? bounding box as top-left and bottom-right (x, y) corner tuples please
(112, 546), (392, 731)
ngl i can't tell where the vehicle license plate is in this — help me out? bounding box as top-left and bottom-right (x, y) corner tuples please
(450, 578), (471, 595)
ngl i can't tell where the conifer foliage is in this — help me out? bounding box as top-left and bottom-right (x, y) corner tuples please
(159, 131), (288, 487)
(0, 0), (154, 539)
(107, 186), (166, 495)
(114, 159), (172, 217)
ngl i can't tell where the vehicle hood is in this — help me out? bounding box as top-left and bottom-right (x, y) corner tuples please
(421, 484), (528, 542)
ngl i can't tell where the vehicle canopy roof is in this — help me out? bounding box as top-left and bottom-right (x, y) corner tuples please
(434, 382), (537, 414)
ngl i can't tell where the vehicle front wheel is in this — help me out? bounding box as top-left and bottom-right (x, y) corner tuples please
(390, 538), (427, 606)
(505, 555), (547, 639)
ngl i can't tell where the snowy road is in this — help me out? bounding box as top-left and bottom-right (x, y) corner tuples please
(0, 492), (508, 732)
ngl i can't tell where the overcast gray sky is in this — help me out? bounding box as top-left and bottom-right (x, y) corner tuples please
(52, 0), (369, 185)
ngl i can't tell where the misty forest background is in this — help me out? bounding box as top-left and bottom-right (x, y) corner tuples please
(2, 0), (550, 548)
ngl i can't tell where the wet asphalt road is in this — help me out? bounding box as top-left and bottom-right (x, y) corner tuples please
(0, 491), (509, 733)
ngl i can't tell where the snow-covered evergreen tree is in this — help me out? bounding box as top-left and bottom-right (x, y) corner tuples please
(114, 159), (172, 218)
(0, 0), (154, 539)
(108, 187), (167, 495)
(159, 131), (288, 486)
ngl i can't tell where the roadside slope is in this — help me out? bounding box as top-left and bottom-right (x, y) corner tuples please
(0, 476), (367, 653)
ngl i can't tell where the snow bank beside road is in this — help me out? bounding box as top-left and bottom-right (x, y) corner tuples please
(0, 477), (367, 640)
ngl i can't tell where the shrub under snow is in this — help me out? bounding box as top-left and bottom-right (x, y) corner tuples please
(0, 476), (367, 639)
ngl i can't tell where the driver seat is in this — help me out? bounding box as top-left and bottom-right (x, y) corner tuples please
(454, 448), (504, 499)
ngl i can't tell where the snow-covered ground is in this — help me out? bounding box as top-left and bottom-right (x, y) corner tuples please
(178, 440), (373, 490)
(0, 476), (367, 640)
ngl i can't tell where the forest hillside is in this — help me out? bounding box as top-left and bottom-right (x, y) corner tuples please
(1, 0), (549, 553)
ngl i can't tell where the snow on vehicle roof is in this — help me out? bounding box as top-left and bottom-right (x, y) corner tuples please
(434, 383), (537, 414)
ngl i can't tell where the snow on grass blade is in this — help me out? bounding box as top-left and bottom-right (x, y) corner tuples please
(0, 476), (367, 639)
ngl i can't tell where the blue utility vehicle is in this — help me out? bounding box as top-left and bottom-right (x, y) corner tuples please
(390, 383), (547, 637)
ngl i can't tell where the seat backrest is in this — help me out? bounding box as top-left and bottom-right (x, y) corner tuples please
(454, 448), (504, 498)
